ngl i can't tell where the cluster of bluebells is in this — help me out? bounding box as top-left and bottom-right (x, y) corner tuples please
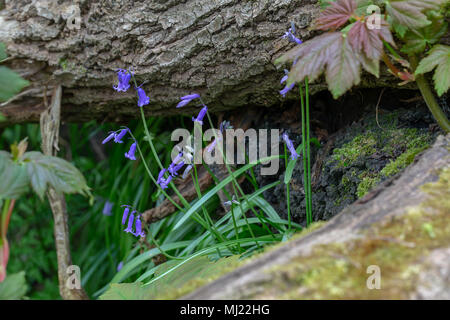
(121, 205), (145, 238)
(279, 23), (303, 97)
(102, 128), (137, 161)
(113, 69), (150, 108)
(155, 93), (209, 189)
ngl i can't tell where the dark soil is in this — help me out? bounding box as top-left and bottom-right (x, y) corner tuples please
(235, 88), (449, 226)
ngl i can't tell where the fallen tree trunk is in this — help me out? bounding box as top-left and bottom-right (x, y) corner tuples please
(0, 0), (414, 126)
(182, 134), (450, 299)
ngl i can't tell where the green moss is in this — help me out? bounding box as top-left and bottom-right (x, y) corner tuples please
(331, 133), (377, 168)
(357, 175), (380, 198)
(259, 168), (450, 299)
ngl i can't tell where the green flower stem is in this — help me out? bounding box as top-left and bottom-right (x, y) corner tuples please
(299, 84), (311, 226)
(305, 78), (313, 224)
(284, 145), (292, 232)
(410, 55), (450, 133)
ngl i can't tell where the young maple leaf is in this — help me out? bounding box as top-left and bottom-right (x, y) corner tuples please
(385, 0), (446, 32)
(348, 19), (396, 62)
(415, 45), (450, 96)
(313, 0), (356, 31)
(275, 32), (362, 99)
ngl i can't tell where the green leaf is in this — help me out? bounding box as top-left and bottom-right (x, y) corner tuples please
(0, 271), (28, 299)
(0, 66), (29, 102)
(23, 151), (91, 200)
(415, 45), (450, 96)
(401, 19), (448, 54)
(384, 0), (445, 32)
(0, 43), (7, 61)
(0, 152), (29, 199)
(100, 256), (241, 300)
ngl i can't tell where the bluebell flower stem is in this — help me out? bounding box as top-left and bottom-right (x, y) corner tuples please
(299, 83), (311, 226)
(284, 144), (292, 232)
(305, 77), (313, 224)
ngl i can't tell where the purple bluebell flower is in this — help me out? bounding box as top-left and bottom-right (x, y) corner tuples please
(192, 105), (208, 125)
(121, 206), (131, 225)
(137, 87), (150, 107)
(282, 23), (302, 45)
(102, 132), (116, 144)
(280, 83), (295, 97)
(282, 133), (300, 160)
(159, 175), (172, 189)
(280, 69), (289, 84)
(102, 201), (113, 216)
(113, 69), (132, 92)
(124, 210), (135, 233)
(157, 168), (167, 185)
(117, 261), (123, 272)
(182, 164), (193, 179)
(176, 93), (200, 108)
(125, 142), (137, 160)
(114, 129), (128, 143)
(133, 215), (145, 238)
(207, 139), (217, 153)
(168, 160), (185, 176)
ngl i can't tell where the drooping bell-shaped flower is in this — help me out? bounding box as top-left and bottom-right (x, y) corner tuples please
(102, 201), (113, 216)
(114, 129), (128, 143)
(157, 168), (167, 185)
(102, 132), (116, 144)
(117, 261), (123, 272)
(282, 23), (303, 45)
(182, 164), (193, 179)
(176, 93), (200, 108)
(113, 69), (132, 92)
(137, 87), (150, 107)
(159, 175), (173, 189)
(124, 211), (135, 233)
(125, 142), (137, 160)
(121, 206), (130, 225)
(192, 105), (208, 125)
(282, 132), (300, 160)
(280, 83), (295, 97)
(134, 215), (145, 238)
(168, 160), (185, 176)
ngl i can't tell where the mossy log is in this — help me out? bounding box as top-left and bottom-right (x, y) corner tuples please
(0, 0), (416, 126)
(182, 134), (450, 299)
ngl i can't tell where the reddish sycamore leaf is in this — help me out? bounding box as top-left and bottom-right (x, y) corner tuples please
(348, 19), (395, 62)
(415, 45), (450, 96)
(314, 0), (356, 31)
(277, 32), (361, 99)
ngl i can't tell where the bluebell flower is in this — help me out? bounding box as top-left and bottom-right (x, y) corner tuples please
(125, 142), (137, 160)
(102, 132), (116, 144)
(157, 168), (167, 185)
(168, 160), (185, 176)
(133, 215), (145, 238)
(121, 206), (131, 225)
(176, 93), (200, 108)
(102, 201), (113, 216)
(207, 139), (217, 153)
(124, 210), (135, 233)
(192, 105), (208, 125)
(113, 69), (132, 92)
(137, 87), (150, 107)
(282, 23), (302, 45)
(280, 83), (295, 97)
(182, 164), (193, 179)
(282, 133), (300, 160)
(280, 69), (289, 84)
(117, 261), (123, 272)
(114, 129), (128, 143)
(159, 175), (172, 189)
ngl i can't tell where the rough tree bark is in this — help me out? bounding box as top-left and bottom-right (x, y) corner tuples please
(0, 0), (414, 126)
(183, 134), (450, 300)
